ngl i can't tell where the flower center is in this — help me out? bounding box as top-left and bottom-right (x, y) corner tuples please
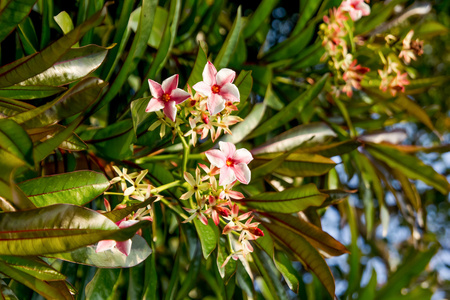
(226, 158), (234, 166)
(162, 93), (171, 102)
(211, 84), (220, 94)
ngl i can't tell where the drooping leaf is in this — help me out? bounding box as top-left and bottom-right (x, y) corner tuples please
(261, 220), (336, 298)
(0, 204), (150, 255)
(247, 74), (329, 139)
(0, 86), (65, 100)
(366, 143), (450, 194)
(394, 96), (438, 135)
(0, 3), (109, 88)
(18, 170), (110, 207)
(18, 45), (111, 86)
(252, 152), (336, 177)
(11, 77), (106, 129)
(221, 102), (265, 144)
(234, 70), (253, 104)
(0, 0), (38, 44)
(214, 6), (242, 69)
(194, 218), (219, 259)
(49, 235), (152, 268)
(237, 183), (327, 213)
(0, 256), (66, 281)
(298, 139), (360, 157)
(251, 122), (337, 155)
(0, 261), (71, 300)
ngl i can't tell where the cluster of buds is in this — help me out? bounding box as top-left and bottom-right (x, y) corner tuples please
(146, 61), (243, 145)
(319, 0), (371, 98)
(109, 166), (153, 201)
(378, 54), (410, 96)
(399, 30), (424, 64)
(180, 142), (264, 262)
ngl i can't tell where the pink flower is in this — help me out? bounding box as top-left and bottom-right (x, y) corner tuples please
(145, 74), (191, 122)
(340, 0), (370, 21)
(193, 61), (240, 115)
(205, 142), (253, 186)
(96, 219), (139, 256)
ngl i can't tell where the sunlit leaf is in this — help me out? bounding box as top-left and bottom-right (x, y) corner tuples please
(0, 0), (37, 44)
(0, 86), (65, 100)
(18, 170), (110, 207)
(0, 256), (65, 281)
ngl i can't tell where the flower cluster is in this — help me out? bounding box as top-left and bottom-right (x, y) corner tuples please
(378, 57), (410, 96)
(399, 30), (424, 64)
(319, 1), (371, 97)
(180, 142), (263, 262)
(146, 62), (243, 145)
(109, 166), (152, 201)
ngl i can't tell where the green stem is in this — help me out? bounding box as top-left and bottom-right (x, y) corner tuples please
(151, 180), (180, 194)
(159, 196), (188, 220)
(104, 192), (126, 196)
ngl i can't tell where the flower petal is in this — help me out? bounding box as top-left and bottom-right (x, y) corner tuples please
(184, 172), (196, 186)
(219, 166), (236, 186)
(145, 98), (165, 113)
(233, 148), (253, 164)
(205, 149), (227, 168)
(207, 93), (225, 115)
(220, 83), (240, 103)
(192, 81), (212, 97)
(118, 220), (139, 228)
(96, 240), (116, 253)
(163, 101), (177, 122)
(219, 141), (236, 158)
(170, 88), (191, 104)
(148, 79), (164, 98)
(180, 189), (195, 200)
(233, 163), (251, 185)
(203, 61), (217, 86)
(116, 239), (132, 256)
(216, 68), (236, 86)
(161, 74), (179, 94)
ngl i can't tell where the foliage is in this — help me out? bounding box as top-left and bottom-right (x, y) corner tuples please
(0, 0), (448, 299)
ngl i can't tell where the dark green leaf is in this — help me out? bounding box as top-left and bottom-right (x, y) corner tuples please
(214, 6), (242, 69)
(194, 218), (219, 259)
(243, 0), (280, 38)
(0, 256), (65, 281)
(18, 170), (110, 207)
(235, 70), (253, 104)
(238, 183), (327, 213)
(0, 86), (65, 100)
(0, 204), (150, 255)
(187, 45), (208, 88)
(85, 268), (121, 300)
(0, 3), (108, 88)
(103, 197), (155, 222)
(247, 74), (329, 139)
(0, 0), (37, 44)
(0, 279), (19, 300)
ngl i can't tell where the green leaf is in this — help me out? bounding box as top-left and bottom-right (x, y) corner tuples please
(0, 86), (65, 100)
(11, 77), (106, 129)
(414, 21), (449, 39)
(247, 74), (329, 139)
(0, 96), (36, 117)
(18, 45), (111, 86)
(366, 143), (450, 195)
(293, 0), (322, 35)
(250, 151), (292, 181)
(243, 0), (280, 38)
(18, 170), (110, 207)
(0, 204), (150, 255)
(221, 102), (265, 144)
(261, 220), (336, 298)
(274, 251), (301, 293)
(0, 279), (19, 300)
(238, 183), (327, 213)
(0, 0), (37, 44)
(26, 124), (88, 151)
(394, 96), (438, 135)
(235, 70), (253, 104)
(17, 16), (39, 55)
(214, 6), (242, 69)
(0, 261), (70, 300)
(216, 237), (237, 284)
(130, 96), (152, 134)
(265, 212), (349, 257)
(0, 3), (108, 88)
(359, 269), (377, 300)
(0, 256), (65, 281)
(187, 45), (208, 88)
(298, 139), (360, 157)
(251, 122), (336, 155)
(0, 118), (34, 175)
(194, 218), (219, 259)
(375, 245), (439, 299)
(85, 269), (121, 300)
(32, 116), (83, 162)
(54, 11), (74, 35)
(253, 152), (336, 177)
(176, 244), (202, 300)
(49, 235), (152, 268)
